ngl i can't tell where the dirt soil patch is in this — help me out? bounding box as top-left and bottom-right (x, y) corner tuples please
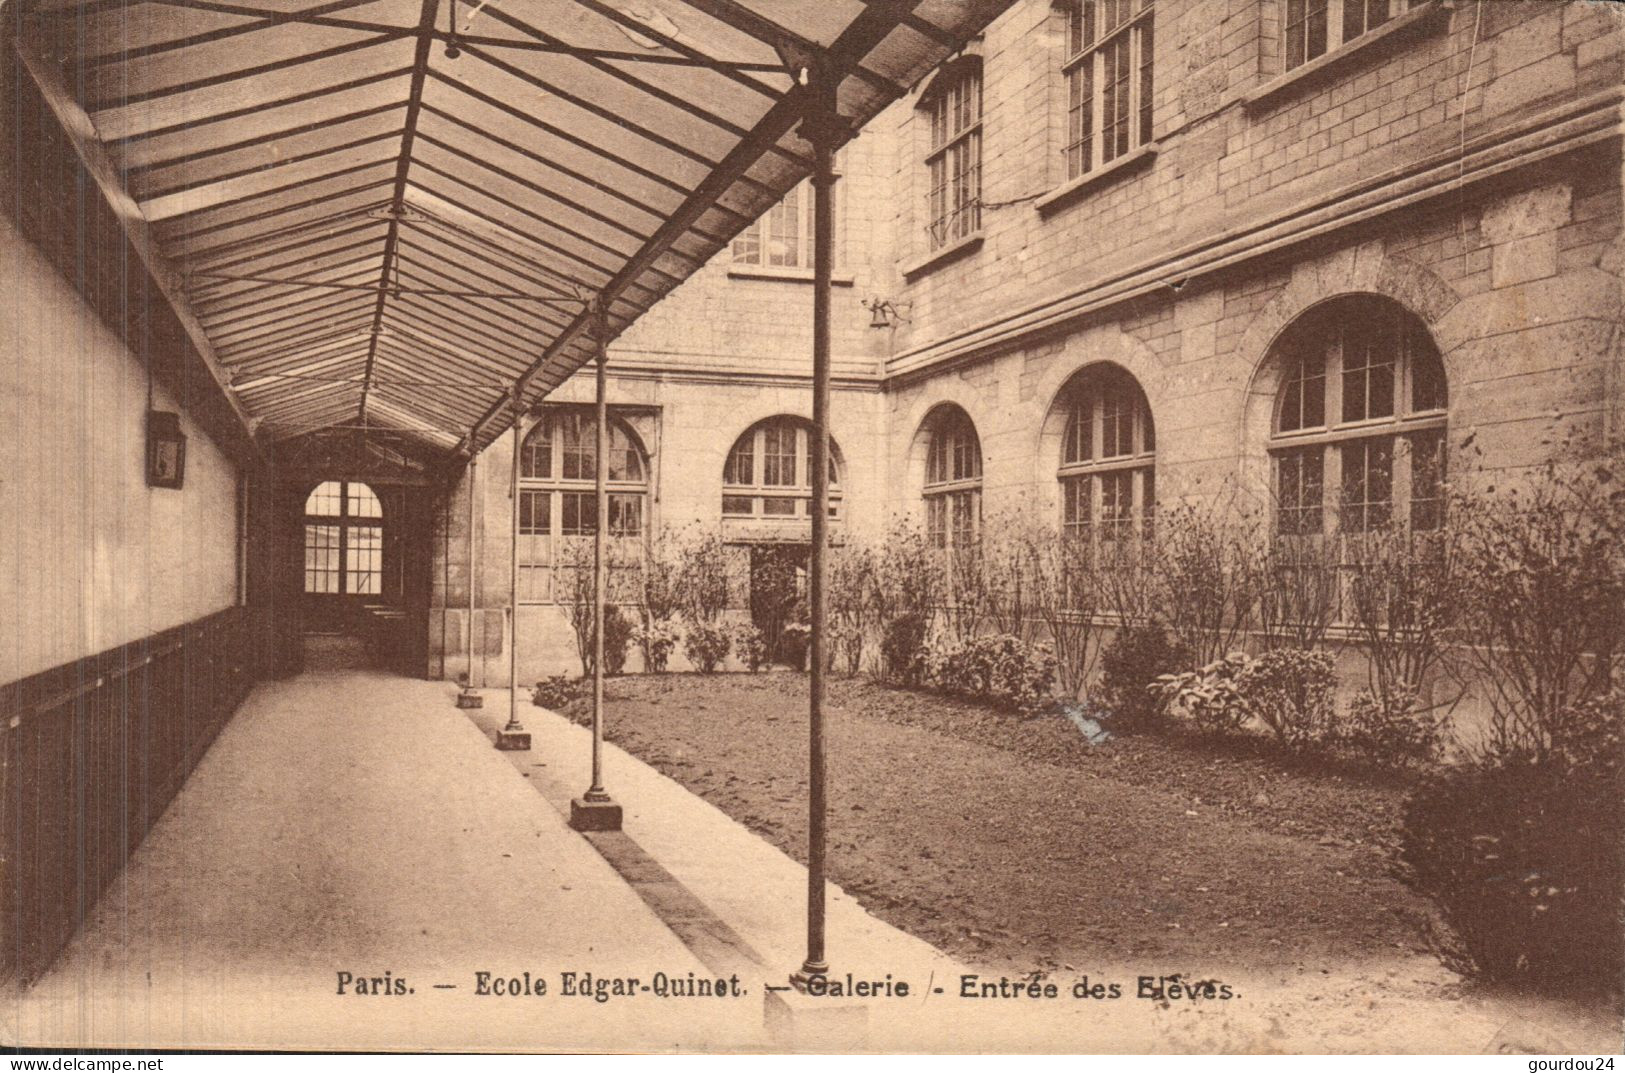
(561, 671), (1439, 977)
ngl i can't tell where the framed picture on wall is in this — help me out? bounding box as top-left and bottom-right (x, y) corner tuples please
(146, 410), (187, 489)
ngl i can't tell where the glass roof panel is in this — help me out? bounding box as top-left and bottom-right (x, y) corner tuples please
(19, 0), (1014, 454)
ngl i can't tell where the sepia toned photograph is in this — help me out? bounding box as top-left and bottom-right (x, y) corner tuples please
(0, 0), (1621, 1056)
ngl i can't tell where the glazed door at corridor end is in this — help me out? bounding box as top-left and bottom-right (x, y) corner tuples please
(748, 543), (808, 666)
(300, 479), (392, 634)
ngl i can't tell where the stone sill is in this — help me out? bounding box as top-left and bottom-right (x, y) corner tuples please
(726, 264), (855, 285)
(901, 231), (985, 281)
(1035, 143), (1160, 217)
(1242, 1), (1453, 113)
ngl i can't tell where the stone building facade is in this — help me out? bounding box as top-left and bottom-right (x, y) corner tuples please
(431, 0), (1624, 684)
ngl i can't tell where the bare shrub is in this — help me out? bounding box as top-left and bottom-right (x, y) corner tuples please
(941, 542), (992, 644)
(637, 526), (685, 672)
(1024, 526), (1101, 699)
(677, 529), (732, 627)
(873, 523), (942, 626)
(829, 543), (878, 675)
(1453, 460), (1625, 767)
(979, 515), (1039, 643)
(1257, 535), (1340, 653)
(1154, 498), (1263, 668)
(1342, 525), (1466, 763)
(1096, 532), (1161, 629)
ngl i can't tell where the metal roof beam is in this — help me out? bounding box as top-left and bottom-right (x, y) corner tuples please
(138, 127), (404, 204)
(196, 218), (384, 276)
(459, 0), (927, 454)
(665, 0), (904, 96)
(122, 101), (406, 180)
(409, 150), (686, 278)
(461, 44), (778, 201)
(388, 212), (602, 308)
(209, 290), (375, 344)
(177, 198), (391, 262)
(163, 177), (397, 245)
(416, 102), (722, 244)
(425, 71), (749, 224)
(111, 66), (411, 148)
(145, 155), (396, 223)
(473, 2), (809, 170)
(536, 0), (785, 98)
(390, 252), (576, 333)
(190, 258), (383, 317)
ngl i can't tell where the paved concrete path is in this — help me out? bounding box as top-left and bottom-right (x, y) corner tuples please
(1, 669), (759, 1052)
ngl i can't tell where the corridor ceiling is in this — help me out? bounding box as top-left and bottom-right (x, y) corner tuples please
(15, 0), (1007, 457)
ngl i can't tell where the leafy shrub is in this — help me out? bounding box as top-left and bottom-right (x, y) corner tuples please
(602, 604), (634, 676)
(1237, 647), (1336, 750)
(879, 612), (929, 686)
(1093, 625), (1189, 733)
(732, 622), (768, 672)
(1401, 761), (1624, 990)
(683, 622), (732, 673)
(780, 622), (811, 670)
(1156, 653), (1255, 736)
(532, 675), (582, 710)
(1343, 687), (1445, 766)
(638, 618), (679, 673)
(926, 634), (1058, 715)
(1548, 688), (1625, 773)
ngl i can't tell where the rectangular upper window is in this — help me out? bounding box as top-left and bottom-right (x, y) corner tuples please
(731, 167), (841, 270)
(1284, 0), (1414, 72)
(924, 62), (982, 250)
(1063, 0), (1154, 181)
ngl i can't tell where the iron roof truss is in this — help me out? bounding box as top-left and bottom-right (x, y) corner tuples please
(17, 0), (1010, 457)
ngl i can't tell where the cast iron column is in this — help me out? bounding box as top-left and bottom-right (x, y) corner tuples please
(571, 301), (622, 831)
(457, 454), (483, 708)
(796, 61), (840, 985)
(496, 391), (531, 750)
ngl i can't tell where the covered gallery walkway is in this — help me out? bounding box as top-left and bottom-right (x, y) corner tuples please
(2, 667), (971, 1051)
(0, 0), (1005, 1045)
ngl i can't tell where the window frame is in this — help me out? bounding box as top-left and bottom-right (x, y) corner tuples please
(302, 479), (384, 596)
(518, 406), (650, 604)
(1055, 366), (1156, 550)
(1266, 297), (1449, 539)
(922, 407), (984, 550)
(722, 417), (843, 521)
(922, 60), (983, 251)
(1062, 0), (1156, 181)
(730, 166), (843, 271)
(1281, 0), (1414, 73)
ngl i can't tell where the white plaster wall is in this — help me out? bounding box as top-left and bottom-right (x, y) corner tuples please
(0, 214), (240, 685)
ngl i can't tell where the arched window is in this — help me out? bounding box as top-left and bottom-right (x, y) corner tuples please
(1056, 365), (1155, 545)
(303, 480), (383, 595)
(518, 407), (649, 602)
(1267, 295), (1447, 535)
(722, 416), (842, 520)
(922, 405), (982, 548)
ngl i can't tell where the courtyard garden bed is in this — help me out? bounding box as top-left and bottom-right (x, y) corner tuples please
(556, 671), (1439, 976)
